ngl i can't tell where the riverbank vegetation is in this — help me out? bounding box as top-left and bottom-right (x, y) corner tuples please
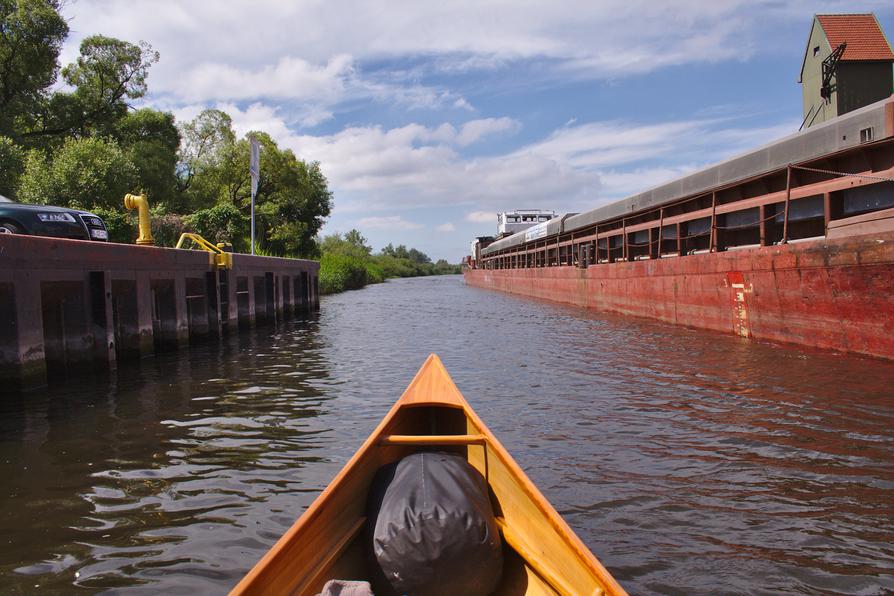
(319, 231), (461, 294)
(1, 2), (461, 294)
(0, 1), (331, 256)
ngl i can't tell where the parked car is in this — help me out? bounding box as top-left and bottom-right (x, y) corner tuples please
(0, 195), (109, 241)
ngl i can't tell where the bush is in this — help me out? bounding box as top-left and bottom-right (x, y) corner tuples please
(17, 136), (138, 210)
(150, 212), (188, 247)
(373, 254), (417, 278)
(315, 234), (462, 295)
(319, 253), (368, 294)
(364, 260), (386, 284)
(185, 203), (248, 250)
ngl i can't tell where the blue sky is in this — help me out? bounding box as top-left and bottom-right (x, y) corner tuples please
(60, 1), (894, 261)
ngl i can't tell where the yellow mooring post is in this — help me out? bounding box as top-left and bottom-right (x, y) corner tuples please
(124, 193), (154, 246)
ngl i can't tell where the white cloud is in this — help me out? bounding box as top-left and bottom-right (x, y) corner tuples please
(436, 222), (456, 232)
(292, 123), (600, 214)
(218, 103), (295, 139)
(356, 216), (424, 230)
(177, 54), (354, 103)
(165, 96), (798, 219)
(456, 117), (521, 147)
(60, 0), (882, 122)
(466, 211), (496, 223)
(512, 118), (798, 173)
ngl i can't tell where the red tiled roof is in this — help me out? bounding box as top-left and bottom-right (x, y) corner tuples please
(816, 14), (894, 61)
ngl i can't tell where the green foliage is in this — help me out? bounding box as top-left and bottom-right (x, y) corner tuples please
(0, 136), (25, 197)
(17, 137), (138, 209)
(185, 203), (248, 250)
(240, 134), (332, 257)
(59, 35), (159, 137)
(317, 232), (460, 294)
(115, 109), (180, 207)
(150, 211), (187, 247)
(0, 0), (68, 138)
(175, 116), (332, 257)
(380, 243), (431, 264)
(374, 253), (419, 278)
(319, 253), (368, 294)
(0, 16), (333, 259)
(364, 260), (386, 284)
(176, 108), (235, 201)
(433, 259), (462, 274)
(90, 206), (135, 243)
(319, 229), (372, 259)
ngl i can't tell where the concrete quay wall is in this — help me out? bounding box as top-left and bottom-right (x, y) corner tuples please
(0, 235), (319, 390)
(465, 231), (894, 360)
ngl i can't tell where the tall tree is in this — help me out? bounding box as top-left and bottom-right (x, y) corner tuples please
(0, 0), (68, 138)
(24, 35), (158, 143)
(176, 108), (235, 197)
(344, 229), (372, 255)
(115, 108), (180, 208)
(176, 114), (333, 256)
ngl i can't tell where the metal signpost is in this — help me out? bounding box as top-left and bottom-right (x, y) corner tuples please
(249, 135), (260, 255)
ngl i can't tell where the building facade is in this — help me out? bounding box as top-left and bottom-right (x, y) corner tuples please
(800, 14), (894, 128)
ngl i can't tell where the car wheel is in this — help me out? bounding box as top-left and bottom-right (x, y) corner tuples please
(0, 221), (24, 234)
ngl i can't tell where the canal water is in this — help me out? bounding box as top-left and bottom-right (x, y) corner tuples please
(1, 275), (893, 595)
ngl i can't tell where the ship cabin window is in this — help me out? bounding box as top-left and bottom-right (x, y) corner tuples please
(813, 46), (820, 57)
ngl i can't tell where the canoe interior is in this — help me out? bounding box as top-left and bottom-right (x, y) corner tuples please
(246, 403), (608, 596)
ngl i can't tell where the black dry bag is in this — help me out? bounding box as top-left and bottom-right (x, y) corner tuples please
(367, 451), (503, 596)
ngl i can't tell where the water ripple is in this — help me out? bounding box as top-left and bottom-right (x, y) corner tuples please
(0, 275), (892, 594)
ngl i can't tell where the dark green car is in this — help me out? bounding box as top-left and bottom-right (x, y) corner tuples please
(0, 195), (109, 241)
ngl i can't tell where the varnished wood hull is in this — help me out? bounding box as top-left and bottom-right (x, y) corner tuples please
(231, 354), (626, 596)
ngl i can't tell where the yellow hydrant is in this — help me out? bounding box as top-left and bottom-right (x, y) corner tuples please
(124, 193), (154, 246)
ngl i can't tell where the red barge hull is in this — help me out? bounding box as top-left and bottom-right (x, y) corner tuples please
(464, 231), (894, 360)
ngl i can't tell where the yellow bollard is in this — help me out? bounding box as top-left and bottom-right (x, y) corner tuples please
(124, 193), (154, 246)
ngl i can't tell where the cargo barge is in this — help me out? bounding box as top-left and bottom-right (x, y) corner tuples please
(464, 96), (894, 360)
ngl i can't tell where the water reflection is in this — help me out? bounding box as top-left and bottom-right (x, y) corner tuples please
(0, 275), (892, 594)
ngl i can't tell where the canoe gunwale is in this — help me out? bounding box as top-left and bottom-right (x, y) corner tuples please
(291, 516), (367, 596)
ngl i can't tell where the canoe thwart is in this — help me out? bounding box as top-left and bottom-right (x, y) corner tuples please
(378, 434), (487, 446)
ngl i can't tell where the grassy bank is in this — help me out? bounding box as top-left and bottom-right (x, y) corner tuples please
(319, 231), (461, 295)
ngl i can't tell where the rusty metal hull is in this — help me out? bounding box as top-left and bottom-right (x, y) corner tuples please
(464, 231), (894, 360)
